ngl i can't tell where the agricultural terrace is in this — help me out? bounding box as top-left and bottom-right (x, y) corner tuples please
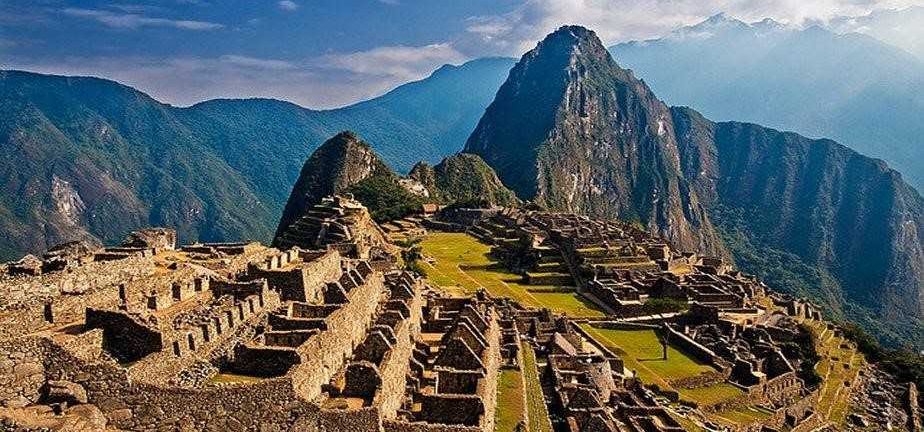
(522, 343), (552, 432)
(579, 325), (746, 409)
(494, 369), (526, 432)
(802, 319), (864, 427)
(419, 232), (604, 317)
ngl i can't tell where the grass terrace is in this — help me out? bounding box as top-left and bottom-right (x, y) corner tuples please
(580, 326), (713, 383)
(712, 406), (774, 426)
(522, 343), (552, 432)
(419, 232), (604, 317)
(802, 319), (864, 426)
(494, 369), (526, 432)
(579, 325), (745, 409)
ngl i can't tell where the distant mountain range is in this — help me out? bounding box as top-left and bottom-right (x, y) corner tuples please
(466, 25), (923, 349)
(611, 14), (924, 192)
(0, 58), (514, 259)
(830, 6), (924, 61)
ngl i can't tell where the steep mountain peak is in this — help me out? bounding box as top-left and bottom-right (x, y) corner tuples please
(273, 131), (392, 242)
(528, 25), (616, 71)
(466, 26), (727, 256)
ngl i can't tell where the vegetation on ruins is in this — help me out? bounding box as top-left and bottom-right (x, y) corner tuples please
(786, 325), (823, 387)
(521, 343), (552, 432)
(841, 323), (924, 405)
(493, 369), (526, 432)
(348, 175), (425, 223)
(419, 232), (604, 317)
(642, 298), (689, 315)
(580, 326), (716, 382)
(397, 237), (427, 277)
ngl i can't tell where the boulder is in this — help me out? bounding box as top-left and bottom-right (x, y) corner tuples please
(45, 380), (88, 405)
(122, 228), (177, 250)
(67, 404), (108, 429)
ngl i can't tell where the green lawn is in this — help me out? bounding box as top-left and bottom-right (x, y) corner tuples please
(678, 384), (745, 406)
(580, 326), (714, 383)
(420, 232), (604, 317)
(579, 325), (745, 409)
(521, 343), (552, 432)
(495, 369), (526, 432)
(713, 406), (773, 425)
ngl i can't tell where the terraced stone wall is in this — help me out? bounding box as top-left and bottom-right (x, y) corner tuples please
(0, 256), (156, 340)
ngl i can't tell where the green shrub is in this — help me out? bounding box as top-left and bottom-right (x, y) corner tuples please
(643, 298), (689, 314)
(347, 175), (424, 223)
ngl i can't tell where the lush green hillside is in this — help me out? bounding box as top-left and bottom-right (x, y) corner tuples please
(0, 57), (515, 259)
(409, 153), (518, 207)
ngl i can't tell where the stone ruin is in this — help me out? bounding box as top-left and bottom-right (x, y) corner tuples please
(274, 195), (395, 265)
(467, 208), (767, 319)
(1, 199), (920, 431)
(0, 197), (505, 431)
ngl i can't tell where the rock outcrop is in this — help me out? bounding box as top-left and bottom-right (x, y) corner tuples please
(466, 25), (924, 347)
(274, 131), (392, 240)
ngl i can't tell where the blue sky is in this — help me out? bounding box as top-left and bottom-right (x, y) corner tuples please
(2, 0), (922, 108)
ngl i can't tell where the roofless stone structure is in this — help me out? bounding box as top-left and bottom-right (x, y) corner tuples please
(0, 198), (918, 431)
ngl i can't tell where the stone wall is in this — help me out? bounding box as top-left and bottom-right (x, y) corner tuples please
(373, 287), (423, 419)
(24, 335), (316, 431)
(383, 420), (482, 432)
(0, 337), (45, 407)
(0, 255), (156, 341)
(320, 406), (381, 432)
(663, 325), (729, 370)
(477, 311), (501, 432)
(743, 371), (803, 408)
(111, 283), (282, 385)
(246, 249), (341, 303)
(290, 272), (386, 400)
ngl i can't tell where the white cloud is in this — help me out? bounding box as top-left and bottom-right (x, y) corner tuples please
(278, 1), (299, 11)
(62, 7), (223, 30)
(321, 43), (467, 80)
(828, 6), (924, 59)
(460, 0), (924, 56)
(5, 44), (468, 109)
(219, 55), (295, 70)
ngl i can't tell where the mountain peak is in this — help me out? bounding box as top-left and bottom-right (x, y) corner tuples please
(531, 25), (611, 64)
(273, 131), (392, 242)
(466, 26), (726, 256)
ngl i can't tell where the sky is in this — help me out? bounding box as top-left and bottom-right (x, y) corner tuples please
(2, 0), (923, 109)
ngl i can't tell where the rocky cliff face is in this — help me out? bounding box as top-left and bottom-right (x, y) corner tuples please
(673, 108), (924, 343)
(466, 25), (924, 347)
(409, 154), (518, 207)
(274, 131), (392, 239)
(466, 26), (726, 256)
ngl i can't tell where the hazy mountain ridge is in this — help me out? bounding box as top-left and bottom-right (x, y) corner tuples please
(611, 14), (924, 192)
(0, 57), (515, 259)
(466, 26), (924, 347)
